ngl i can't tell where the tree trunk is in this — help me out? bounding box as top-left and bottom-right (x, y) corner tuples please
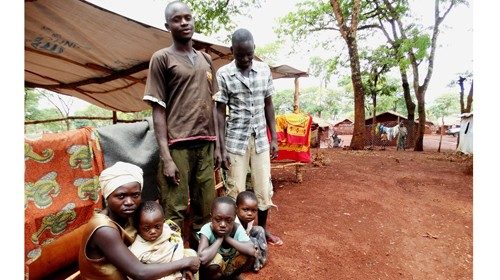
(330, 0), (365, 150)
(414, 87), (425, 151)
(466, 80), (473, 113)
(458, 76), (466, 113)
(347, 37), (366, 150)
(400, 67), (416, 148)
(372, 92), (377, 147)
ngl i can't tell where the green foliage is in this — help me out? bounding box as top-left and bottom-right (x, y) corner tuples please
(272, 89), (295, 114)
(374, 93), (408, 116)
(427, 93), (460, 121)
(25, 88), (69, 134)
(359, 45), (399, 100)
(299, 87), (342, 118)
(25, 88), (42, 121)
(273, 86), (352, 119)
(309, 56), (339, 86)
(400, 29), (431, 61)
(276, 0), (333, 44)
(73, 105), (152, 129)
(339, 74), (405, 118)
(180, 0), (262, 37)
(255, 41), (283, 66)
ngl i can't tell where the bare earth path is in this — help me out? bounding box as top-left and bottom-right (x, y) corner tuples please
(243, 138), (472, 280)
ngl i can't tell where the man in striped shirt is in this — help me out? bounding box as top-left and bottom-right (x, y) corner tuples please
(214, 28), (283, 246)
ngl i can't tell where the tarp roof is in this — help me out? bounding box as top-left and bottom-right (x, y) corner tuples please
(25, 0), (308, 112)
(312, 116), (332, 128)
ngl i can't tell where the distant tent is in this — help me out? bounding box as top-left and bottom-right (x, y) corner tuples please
(457, 113), (473, 154)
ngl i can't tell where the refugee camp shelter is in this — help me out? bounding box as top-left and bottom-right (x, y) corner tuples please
(25, 0), (308, 113)
(365, 110), (433, 134)
(365, 110), (407, 125)
(25, 1), (309, 279)
(332, 118), (353, 135)
(311, 116), (333, 148)
(457, 112), (473, 154)
(437, 115), (462, 134)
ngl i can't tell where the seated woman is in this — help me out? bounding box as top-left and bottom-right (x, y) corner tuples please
(78, 161), (200, 280)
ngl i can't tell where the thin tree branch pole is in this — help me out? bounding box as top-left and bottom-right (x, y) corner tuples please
(24, 116), (143, 125)
(293, 77), (300, 113)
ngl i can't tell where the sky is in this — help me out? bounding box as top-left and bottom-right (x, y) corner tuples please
(85, 0), (473, 102)
(4, 1), (499, 278)
(42, 0), (474, 113)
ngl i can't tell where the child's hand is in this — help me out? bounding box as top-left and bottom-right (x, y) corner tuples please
(183, 256), (200, 273)
(181, 270), (194, 280)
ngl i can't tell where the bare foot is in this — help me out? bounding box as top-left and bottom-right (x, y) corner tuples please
(266, 232), (283, 246)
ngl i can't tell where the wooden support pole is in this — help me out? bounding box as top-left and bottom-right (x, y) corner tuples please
(112, 111), (118, 124)
(293, 77), (300, 113)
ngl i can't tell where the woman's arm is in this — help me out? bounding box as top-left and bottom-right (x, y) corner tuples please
(91, 227), (199, 280)
(197, 234), (223, 265)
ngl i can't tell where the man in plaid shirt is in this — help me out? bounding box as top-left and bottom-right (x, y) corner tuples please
(214, 28), (283, 246)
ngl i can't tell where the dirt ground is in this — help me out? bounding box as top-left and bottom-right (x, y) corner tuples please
(243, 134), (473, 280)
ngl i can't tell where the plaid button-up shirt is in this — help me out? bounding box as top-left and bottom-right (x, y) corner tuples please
(214, 60), (275, 155)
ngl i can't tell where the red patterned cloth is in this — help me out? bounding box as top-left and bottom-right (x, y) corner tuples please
(24, 127), (104, 267)
(273, 113), (312, 163)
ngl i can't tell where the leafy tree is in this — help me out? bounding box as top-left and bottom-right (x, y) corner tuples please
(273, 86), (347, 119)
(370, 0), (417, 145)
(25, 88), (42, 121)
(277, 0), (380, 149)
(272, 89), (295, 115)
(376, 0), (466, 151)
(299, 87), (343, 119)
(309, 56), (339, 88)
(73, 105), (113, 128)
(428, 93), (460, 122)
(359, 46), (399, 136)
(427, 92), (460, 152)
(36, 89), (75, 131)
(255, 41), (283, 66)
(180, 0), (262, 38)
(25, 88), (74, 133)
(376, 93), (407, 115)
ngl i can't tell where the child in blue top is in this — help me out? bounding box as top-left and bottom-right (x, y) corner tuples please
(197, 196), (256, 280)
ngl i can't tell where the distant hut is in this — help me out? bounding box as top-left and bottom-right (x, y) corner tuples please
(311, 116), (332, 148)
(332, 118), (353, 135)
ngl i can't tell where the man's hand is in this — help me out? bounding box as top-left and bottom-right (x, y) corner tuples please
(221, 154), (231, 170)
(214, 147), (222, 170)
(163, 159), (180, 185)
(270, 140), (279, 160)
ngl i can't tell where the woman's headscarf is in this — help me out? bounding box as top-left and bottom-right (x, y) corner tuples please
(99, 161), (143, 199)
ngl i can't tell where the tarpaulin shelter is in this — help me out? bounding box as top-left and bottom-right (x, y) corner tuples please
(25, 0), (308, 113)
(24, 1), (308, 278)
(457, 112), (473, 154)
